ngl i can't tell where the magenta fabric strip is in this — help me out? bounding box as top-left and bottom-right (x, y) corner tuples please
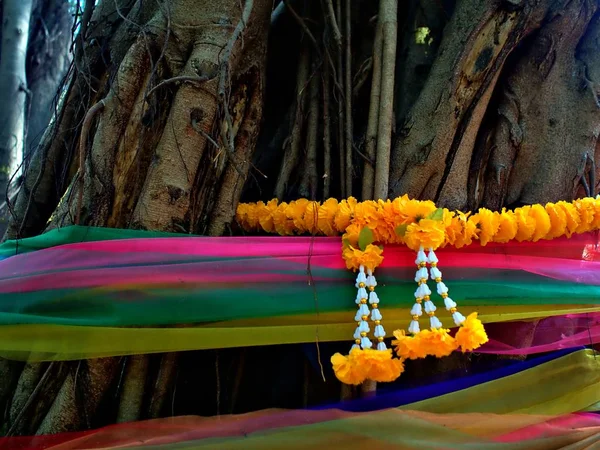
(479, 313), (600, 355)
(0, 232), (598, 293)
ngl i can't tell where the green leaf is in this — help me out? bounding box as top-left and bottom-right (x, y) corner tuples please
(358, 227), (374, 251)
(342, 238), (351, 248)
(427, 208), (444, 221)
(395, 224), (408, 237)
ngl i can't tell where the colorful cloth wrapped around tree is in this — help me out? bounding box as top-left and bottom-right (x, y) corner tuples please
(2, 196), (600, 447)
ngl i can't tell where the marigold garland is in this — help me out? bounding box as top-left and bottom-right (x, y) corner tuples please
(236, 195), (600, 250)
(236, 195), (599, 385)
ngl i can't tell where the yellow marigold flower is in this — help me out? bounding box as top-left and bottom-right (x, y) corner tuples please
(402, 198), (438, 224)
(353, 200), (379, 228)
(574, 198), (596, 233)
(471, 208), (500, 246)
(303, 201), (320, 234)
(442, 210), (459, 247)
(593, 197), (600, 229)
(342, 244), (384, 272)
(556, 201), (581, 237)
(375, 199), (399, 244)
(455, 313), (488, 352)
(331, 350), (366, 385)
(514, 206), (537, 242)
(286, 199), (310, 233)
(528, 204), (551, 241)
(272, 202), (295, 235)
(545, 202), (567, 239)
(418, 328), (458, 358)
(236, 203), (252, 231)
(246, 201), (263, 231)
(449, 211), (477, 248)
(404, 219), (446, 251)
(334, 197), (358, 232)
(389, 195), (410, 222)
(258, 199), (278, 234)
(392, 330), (428, 360)
(494, 209), (518, 243)
(343, 223), (362, 247)
(317, 198), (339, 236)
(358, 348), (405, 383)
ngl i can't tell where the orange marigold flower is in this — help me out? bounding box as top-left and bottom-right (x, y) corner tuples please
(592, 197), (600, 229)
(353, 200), (379, 228)
(342, 244), (384, 272)
(334, 197), (358, 232)
(246, 201), (263, 231)
(392, 330), (428, 360)
(374, 199), (399, 244)
(556, 201), (581, 237)
(317, 198), (339, 236)
(418, 328), (458, 358)
(494, 209), (518, 243)
(441, 209), (460, 248)
(258, 199), (278, 234)
(574, 198), (596, 234)
(358, 348), (405, 383)
(545, 202), (567, 239)
(514, 206), (537, 242)
(343, 223), (362, 248)
(402, 198), (438, 224)
(236, 203), (252, 231)
(451, 211), (477, 248)
(389, 195), (411, 225)
(472, 208), (500, 246)
(528, 204), (552, 241)
(303, 201), (320, 234)
(272, 202), (295, 235)
(455, 313), (488, 352)
(286, 199), (310, 233)
(404, 219), (446, 251)
(331, 350), (366, 385)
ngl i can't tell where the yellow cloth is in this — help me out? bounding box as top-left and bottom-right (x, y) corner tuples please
(402, 349), (600, 415)
(1, 305), (599, 361)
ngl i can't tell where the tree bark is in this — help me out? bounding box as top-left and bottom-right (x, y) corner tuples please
(471, 0), (600, 208)
(390, 0), (553, 208)
(25, 0), (72, 156)
(0, 0), (34, 199)
(2, 0), (272, 436)
(3, 0), (600, 437)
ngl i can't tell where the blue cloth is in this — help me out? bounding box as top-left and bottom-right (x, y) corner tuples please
(310, 347), (582, 412)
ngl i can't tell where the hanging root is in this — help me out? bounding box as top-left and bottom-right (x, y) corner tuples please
(116, 355), (149, 423)
(299, 67), (320, 199)
(361, 21), (383, 201)
(335, 0), (345, 197)
(148, 353), (178, 418)
(75, 99), (105, 225)
(36, 358), (120, 435)
(323, 62), (332, 198)
(344, 0), (353, 196)
(4, 362), (68, 436)
(0, 359), (22, 430)
(324, 0), (342, 47)
(274, 46), (310, 199)
(372, 0), (397, 200)
(208, 66), (265, 236)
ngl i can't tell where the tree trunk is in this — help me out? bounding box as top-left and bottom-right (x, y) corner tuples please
(0, 0), (33, 201)
(25, 0), (72, 156)
(3, 0), (272, 435)
(3, 0), (600, 437)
